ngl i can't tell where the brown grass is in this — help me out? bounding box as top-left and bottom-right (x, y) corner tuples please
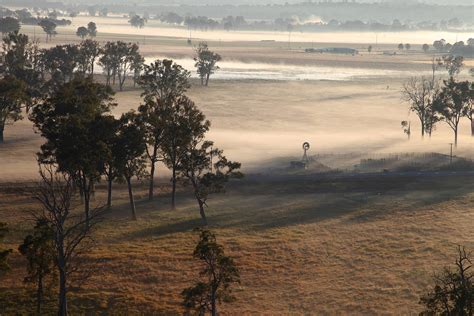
(1, 175), (474, 315)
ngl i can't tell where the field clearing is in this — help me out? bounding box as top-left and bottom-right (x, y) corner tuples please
(2, 76), (474, 182)
(1, 175), (474, 314)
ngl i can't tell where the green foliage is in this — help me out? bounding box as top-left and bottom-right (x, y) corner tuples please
(178, 140), (242, 223)
(422, 44), (430, 53)
(41, 44), (81, 87)
(76, 26), (89, 39)
(0, 222), (12, 274)
(433, 78), (473, 145)
(129, 15), (145, 28)
(0, 17), (20, 34)
(18, 219), (55, 314)
(99, 41), (142, 90)
(87, 22), (97, 37)
(38, 19), (57, 42)
(182, 229), (240, 316)
(194, 42), (221, 86)
(0, 76), (28, 142)
(420, 246), (474, 315)
(440, 55), (464, 78)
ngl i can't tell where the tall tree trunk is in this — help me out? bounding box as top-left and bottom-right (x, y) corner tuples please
(57, 247), (67, 316)
(126, 177), (137, 220)
(37, 273), (43, 315)
(148, 145), (158, 200)
(107, 178), (113, 208)
(471, 119), (474, 136)
(171, 166), (176, 210)
(83, 176), (91, 227)
(205, 73), (210, 86)
(211, 290), (217, 316)
(455, 128), (458, 147)
(0, 126), (4, 143)
(198, 199), (207, 225)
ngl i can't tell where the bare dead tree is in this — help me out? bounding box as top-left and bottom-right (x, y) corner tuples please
(420, 246), (474, 315)
(402, 77), (440, 138)
(35, 164), (103, 316)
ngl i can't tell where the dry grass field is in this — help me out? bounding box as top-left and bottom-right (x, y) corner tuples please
(1, 174), (474, 314)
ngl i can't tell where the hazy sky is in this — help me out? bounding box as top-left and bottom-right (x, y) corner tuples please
(62, 0), (474, 5)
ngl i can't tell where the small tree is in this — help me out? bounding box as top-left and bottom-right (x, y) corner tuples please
(129, 15), (146, 28)
(0, 76), (28, 143)
(0, 222), (12, 274)
(460, 81), (474, 136)
(402, 77), (439, 138)
(182, 229), (240, 316)
(194, 42), (221, 86)
(420, 246), (474, 315)
(35, 165), (102, 316)
(87, 22), (97, 38)
(440, 55), (464, 78)
(0, 17), (20, 35)
(433, 78), (472, 146)
(401, 121), (411, 139)
(398, 43), (404, 50)
(422, 44), (430, 53)
(114, 112), (147, 220)
(77, 39), (101, 78)
(18, 218), (55, 315)
(76, 26), (89, 39)
(367, 45), (372, 54)
(38, 20), (57, 42)
(405, 43), (411, 51)
(178, 141), (242, 224)
(161, 96), (209, 210)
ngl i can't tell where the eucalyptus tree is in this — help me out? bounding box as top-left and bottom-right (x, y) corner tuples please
(116, 41), (141, 91)
(129, 15), (146, 28)
(0, 77), (28, 143)
(87, 22), (97, 37)
(1, 32), (42, 112)
(194, 42), (221, 86)
(41, 44), (81, 87)
(161, 96), (210, 209)
(0, 17), (20, 35)
(402, 76), (440, 138)
(38, 19), (57, 42)
(178, 140), (242, 224)
(76, 26), (88, 39)
(30, 78), (116, 225)
(182, 229), (240, 316)
(98, 42), (119, 86)
(113, 112), (147, 219)
(18, 219), (55, 315)
(138, 59), (190, 200)
(35, 165), (102, 316)
(433, 78), (472, 146)
(440, 55), (464, 78)
(100, 41), (142, 90)
(77, 39), (101, 78)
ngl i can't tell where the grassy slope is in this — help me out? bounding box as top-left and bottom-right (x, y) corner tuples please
(1, 174), (474, 315)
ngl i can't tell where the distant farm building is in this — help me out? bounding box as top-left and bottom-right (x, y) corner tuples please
(305, 47), (359, 55)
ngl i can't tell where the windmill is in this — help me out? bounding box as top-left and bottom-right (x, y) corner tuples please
(302, 142), (310, 164)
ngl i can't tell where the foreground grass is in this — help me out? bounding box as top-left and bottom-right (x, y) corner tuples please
(1, 174), (474, 314)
